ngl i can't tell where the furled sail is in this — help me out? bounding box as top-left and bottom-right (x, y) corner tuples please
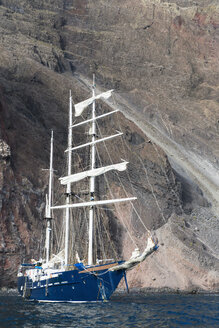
(59, 161), (128, 185)
(46, 249), (65, 265)
(75, 89), (114, 117)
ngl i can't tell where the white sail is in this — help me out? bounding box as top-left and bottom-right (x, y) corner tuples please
(59, 161), (128, 185)
(75, 89), (114, 117)
(51, 197), (137, 210)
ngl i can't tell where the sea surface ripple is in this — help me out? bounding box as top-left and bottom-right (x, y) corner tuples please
(0, 290), (218, 327)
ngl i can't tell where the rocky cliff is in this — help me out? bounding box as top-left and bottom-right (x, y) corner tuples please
(0, 0), (218, 290)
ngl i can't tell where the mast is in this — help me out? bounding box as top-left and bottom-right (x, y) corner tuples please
(45, 130), (54, 264)
(88, 74), (96, 266)
(65, 91), (73, 266)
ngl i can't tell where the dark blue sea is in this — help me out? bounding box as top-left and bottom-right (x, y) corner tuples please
(0, 290), (218, 327)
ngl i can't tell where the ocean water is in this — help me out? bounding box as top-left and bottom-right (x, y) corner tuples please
(0, 290), (218, 327)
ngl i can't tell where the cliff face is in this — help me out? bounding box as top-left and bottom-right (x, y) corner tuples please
(0, 0), (218, 290)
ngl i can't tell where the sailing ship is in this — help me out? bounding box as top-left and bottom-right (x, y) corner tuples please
(17, 77), (158, 302)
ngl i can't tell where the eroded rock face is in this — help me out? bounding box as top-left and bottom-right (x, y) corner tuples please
(0, 0), (218, 290)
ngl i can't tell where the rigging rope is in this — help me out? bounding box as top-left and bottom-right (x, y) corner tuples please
(97, 109), (151, 236)
(95, 122), (137, 247)
(151, 142), (184, 215)
(117, 119), (152, 233)
(111, 96), (167, 225)
(96, 205), (119, 261)
(95, 208), (107, 261)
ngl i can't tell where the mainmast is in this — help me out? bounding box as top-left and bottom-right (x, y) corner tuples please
(45, 130), (54, 264)
(65, 91), (73, 266)
(88, 74), (96, 266)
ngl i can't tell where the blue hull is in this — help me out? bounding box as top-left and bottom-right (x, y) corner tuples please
(17, 263), (125, 302)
